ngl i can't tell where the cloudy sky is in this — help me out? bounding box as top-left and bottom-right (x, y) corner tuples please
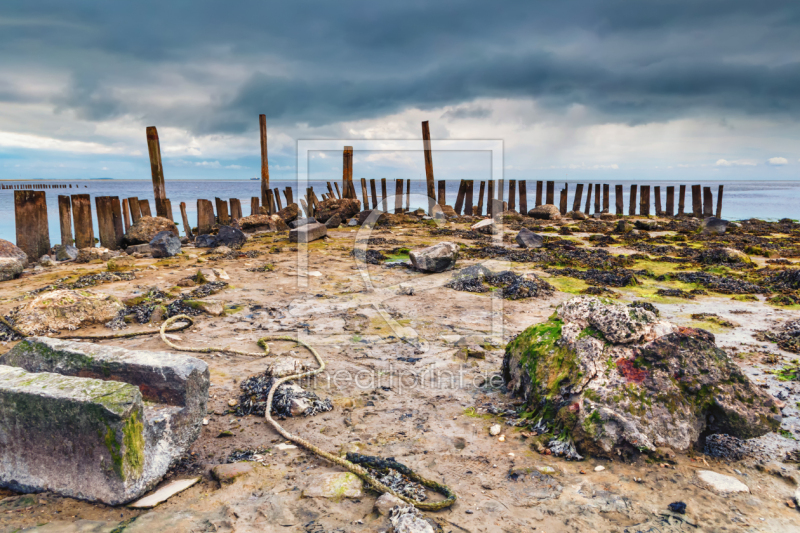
(0, 1), (799, 183)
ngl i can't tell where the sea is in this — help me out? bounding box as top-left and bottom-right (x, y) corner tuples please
(0, 179), (798, 244)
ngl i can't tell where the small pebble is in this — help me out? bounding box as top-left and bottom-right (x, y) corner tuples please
(594, 465), (605, 472)
(465, 510), (473, 514)
(498, 435), (505, 442)
(489, 424), (501, 436)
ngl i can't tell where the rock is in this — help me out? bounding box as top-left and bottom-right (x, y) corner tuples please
(276, 202), (299, 223)
(516, 228), (544, 248)
(719, 247), (751, 263)
(126, 216), (179, 245)
(634, 219), (659, 231)
(472, 219), (499, 235)
(496, 210), (523, 222)
(412, 208), (426, 216)
(214, 246), (232, 255)
(615, 220), (633, 233)
(695, 470), (749, 496)
(568, 210), (588, 220)
(347, 218), (358, 226)
(358, 209), (384, 225)
(107, 255), (137, 272)
(186, 300), (224, 317)
(489, 424), (502, 436)
(528, 204), (562, 220)
(594, 465), (605, 472)
(268, 357), (309, 378)
(0, 239), (28, 267)
(129, 477), (200, 509)
(212, 463), (254, 485)
(324, 212), (343, 229)
(239, 214), (289, 232)
(303, 472), (363, 499)
(600, 213), (616, 221)
(288, 217), (317, 229)
(390, 506), (435, 533)
(149, 231), (182, 258)
(703, 217), (728, 235)
(409, 242), (459, 273)
(0, 257), (24, 281)
(397, 284), (414, 295)
(374, 492), (405, 516)
(441, 205), (458, 218)
(56, 245), (79, 261)
(0, 337), (208, 505)
(214, 226), (247, 249)
(38, 254), (55, 267)
(315, 198), (361, 223)
(10, 289), (125, 335)
(289, 222), (327, 243)
(125, 244), (151, 255)
(194, 234), (217, 248)
(76, 247), (111, 263)
(502, 296), (781, 458)
(668, 501), (687, 514)
(100, 250), (122, 261)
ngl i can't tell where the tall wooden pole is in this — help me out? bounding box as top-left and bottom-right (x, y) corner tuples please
(145, 126), (168, 218)
(15, 191), (50, 261)
(421, 121), (436, 215)
(259, 115), (271, 214)
(343, 146), (354, 200)
(180, 202), (193, 240)
(58, 195), (73, 247)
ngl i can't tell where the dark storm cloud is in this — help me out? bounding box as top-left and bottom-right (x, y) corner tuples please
(2, 0), (800, 133)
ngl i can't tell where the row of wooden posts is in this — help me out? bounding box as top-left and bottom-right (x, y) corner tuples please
(2, 184), (79, 190)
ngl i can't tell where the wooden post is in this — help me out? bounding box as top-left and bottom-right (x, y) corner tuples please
(267, 190), (277, 215)
(507, 180), (517, 211)
(178, 202), (193, 240)
(326, 182), (334, 199)
(405, 180), (410, 212)
(285, 187), (294, 206)
(127, 197), (142, 223)
(58, 195), (73, 247)
(559, 186), (568, 215)
(546, 181), (555, 204)
(584, 184), (593, 214)
(628, 185), (637, 216)
(465, 180), (474, 216)
(487, 180), (495, 217)
(95, 197), (117, 250)
(614, 185), (623, 215)
(519, 181), (528, 215)
(654, 186), (663, 216)
(197, 199), (215, 234)
(251, 197), (260, 216)
(395, 179), (403, 214)
(111, 197), (124, 247)
(703, 187), (713, 217)
(678, 185), (686, 216)
(602, 184), (609, 212)
(145, 126), (168, 218)
(71, 194), (94, 249)
(370, 179), (378, 209)
(691, 185), (702, 217)
(216, 198), (230, 225)
(258, 115), (271, 213)
(139, 199), (152, 217)
(498, 179), (504, 205)
(454, 180), (467, 215)
(299, 198), (310, 218)
(230, 199), (243, 221)
(716, 185), (724, 218)
(343, 146), (354, 199)
(665, 186), (675, 217)
(334, 182), (342, 199)
(535, 181), (543, 207)
(437, 180), (446, 207)
(380, 178), (387, 211)
(640, 185), (651, 216)
(476, 181), (486, 216)
(560, 184), (576, 215)
(14, 191), (50, 261)
(421, 121), (436, 214)
(594, 184), (601, 214)
(122, 197), (131, 232)
(360, 178), (370, 210)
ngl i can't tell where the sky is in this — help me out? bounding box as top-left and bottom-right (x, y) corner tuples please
(0, 1), (799, 184)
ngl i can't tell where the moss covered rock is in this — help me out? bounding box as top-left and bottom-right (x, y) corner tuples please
(503, 296), (781, 459)
(10, 289), (124, 335)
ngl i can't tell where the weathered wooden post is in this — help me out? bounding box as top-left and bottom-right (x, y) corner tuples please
(584, 184), (593, 214)
(139, 199), (152, 217)
(703, 187), (713, 217)
(465, 180), (474, 215)
(519, 181), (528, 215)
(559, 185), (568, 215)
(369, 179), (378, 209)
(678, 185), (686, 216)
(380, 178), (388, 211)
(615, 185), (623, 215)
(691, 185), (702, 217)
(454, 180), (466, 215)
(14, 191), (50, 260)
(145, 127), (168, 218)
(342, 146), (354, 199)
(111, 197), (124, 246)
(405, 180), (411, 212)
(572, 184), (584, 213)
(535, 181), (543, 207)
(259, 115), (272, 213)
(127, 197), (142, 223)
(285, 187), (294, 206)
(654, 186), (663, 216)
(273, 188), (283, 211)
(122, 197), (131, 233)
(58, 195), (73, 246)
(95, 196), (117, 250)
(629, 185), (637, 216)
(487, 181), (495, 217)
(230, 199), (243, 221)
(334, 183), (342, 199)
(602, 184), (609, 212)
(250, 197), (259, 216)
(507, 180), (517, 212)
(421, 121), (437, 214)
(197, 199), (215, 234)
(594, 184), (601, 214)
(360, 178), (369, 210)
(640, 185), (651, 216)
(71, 194), (94, 249)
(665, 186), (675, 217)
(395, 179), (403, 214)
(179, 202), (193, 240)
(437, 180), (446, 207)
(716, 185), (724, 218)
(215, 198), (230, 225)
(477, 181), (486, 216)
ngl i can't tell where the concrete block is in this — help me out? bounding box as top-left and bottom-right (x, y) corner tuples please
(289, 222), (327, 243)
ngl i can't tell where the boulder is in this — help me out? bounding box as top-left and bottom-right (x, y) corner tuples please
(0, 257), (24, 282)
(0, 239), (28, 267)
(441, 205), (458, 218)
(374, 492), (405, 516)
(702, 217), (728, 235)
(39, 255), (55, 267)
(289, 222), (327, 243)
(325, 212), (343, 229)
(409, 242), (459, 273)
(125, 244), (151, 255)
(212, 463), (254, 485)
(634, 219), (659, 231)
(76, 247), (112, 264)
(276, 203), (299, 223)
(149, 230), (181, 258)
(472, 219), (499, 235)
(10, 289), (125, 335)
(126, 216), (178, 245)
(528, 204), (561, 220)
(614, 220), (633, 233)
(600, 213), (616, 220)
(289, 217), (318, 229)
(239, 214), (289, 232)
(107, 255), (136, 272)
(358, 209), (384, 225)
(496, 210), (523, 222)
(194, 234), (216, 248)
(55, 245), (79, 261)
(568, 210), (588, 221)
(502, 296), (781, 459)
(314, 198), (361, 223)
(516, 228), (543, 248)
(215, 226), (247, 249)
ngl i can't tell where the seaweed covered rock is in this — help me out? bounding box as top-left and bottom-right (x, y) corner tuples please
(315, 198), (361, 223)
(125, 216), (178, 245)
(10, 289), (125, 335)
(528, 204), (561, 220)
(502, 296), (781, 459)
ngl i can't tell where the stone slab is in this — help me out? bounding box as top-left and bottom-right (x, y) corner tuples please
(289, 222), (327, 243)
(696, 470), (749, 496)
(128, 477), (200, 509)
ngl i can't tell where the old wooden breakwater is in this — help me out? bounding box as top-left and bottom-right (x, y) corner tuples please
(9, 119), (726, 262)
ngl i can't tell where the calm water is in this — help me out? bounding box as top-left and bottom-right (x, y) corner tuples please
(1, 179), (798, 244)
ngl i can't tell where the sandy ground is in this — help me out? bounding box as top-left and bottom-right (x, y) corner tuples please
(1, 218), (800, 533)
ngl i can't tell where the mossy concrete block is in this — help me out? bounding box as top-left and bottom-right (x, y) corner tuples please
(289, 222), (327, 243)
(0, 365), (148, 504)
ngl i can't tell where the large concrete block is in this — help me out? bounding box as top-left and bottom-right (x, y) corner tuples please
(289, 222), (327, 243)
(0, 338), (209, 504)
